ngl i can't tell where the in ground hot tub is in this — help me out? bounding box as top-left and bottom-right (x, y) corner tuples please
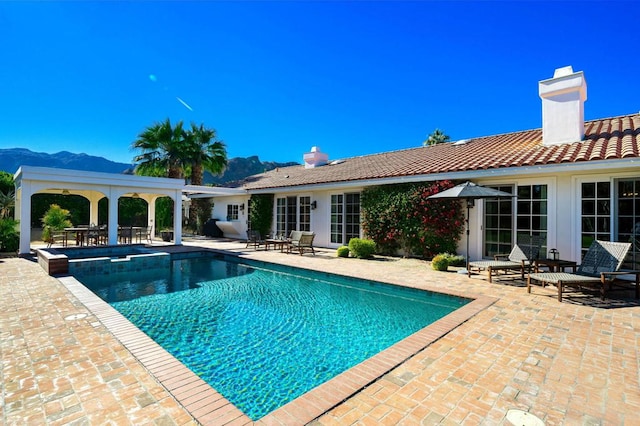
(37, 244), (170, 276)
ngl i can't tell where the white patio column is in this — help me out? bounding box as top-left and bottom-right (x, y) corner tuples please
(88, 192), (102, 226)
(173, 190), (182, 244)
(107, 189), (119, 245)
(17, 182), (32, 255)
(147, 195), (158, 238)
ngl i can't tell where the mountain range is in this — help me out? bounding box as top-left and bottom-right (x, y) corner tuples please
(0, 148), (298, 185)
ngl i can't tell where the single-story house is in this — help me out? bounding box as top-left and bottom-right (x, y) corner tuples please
(203, 66), (639, 268)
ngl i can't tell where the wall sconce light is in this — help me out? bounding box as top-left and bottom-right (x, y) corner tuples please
(311, 200), (317, 210)
(61, 189), (70, 195)
(239, 203), (245, 212)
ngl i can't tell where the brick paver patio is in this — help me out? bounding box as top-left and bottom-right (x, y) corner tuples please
(2, 238), (639, 425)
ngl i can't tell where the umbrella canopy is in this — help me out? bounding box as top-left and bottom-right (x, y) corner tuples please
(427, 181), (514, 200)
(427, 181), (515, 274)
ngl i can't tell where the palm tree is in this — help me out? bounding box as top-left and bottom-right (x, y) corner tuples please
(132, 118), (186, 179)
(184, 122), (228, 233)
(184, 122), (227, 186)
(423, 128), (451, 146)
(132, 118), (187, 239)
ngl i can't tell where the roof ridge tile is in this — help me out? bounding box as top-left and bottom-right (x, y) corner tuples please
(237, 112), (640, 191)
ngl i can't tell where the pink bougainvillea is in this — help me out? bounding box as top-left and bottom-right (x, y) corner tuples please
(361, 180), (465, 258)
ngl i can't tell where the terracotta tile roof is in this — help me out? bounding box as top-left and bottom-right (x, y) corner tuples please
(236, 113), (640, 191)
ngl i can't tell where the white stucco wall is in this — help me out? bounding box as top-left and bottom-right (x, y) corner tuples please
(211, 195), (249, 240)
(210, 187), (366, 248)
(205, 161), (638, 262)
(475, 165), (639, 263)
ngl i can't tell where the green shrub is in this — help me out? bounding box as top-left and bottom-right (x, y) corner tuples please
(41, 204), (72, 243)
(336, 246), (350, 257)
(0, 218), (19, 252)
(348, 238), (376, 259)
(248, 194), (274, 237)
(431, 254), (449, 271)
(441, 252), (466, 267)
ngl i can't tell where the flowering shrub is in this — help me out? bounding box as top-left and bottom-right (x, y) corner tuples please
(361, 180), (465, 259)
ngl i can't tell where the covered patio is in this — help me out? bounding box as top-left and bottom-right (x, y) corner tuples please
(14, 166), (186, 255)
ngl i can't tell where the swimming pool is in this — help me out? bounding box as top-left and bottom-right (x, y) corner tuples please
(75, 253), (469, 420)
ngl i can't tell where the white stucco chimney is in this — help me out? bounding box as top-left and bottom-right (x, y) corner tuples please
(303, 146), (328, 169)
(538, 66), (587, 146)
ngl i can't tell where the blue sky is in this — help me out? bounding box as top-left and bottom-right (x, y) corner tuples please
(2, 1), (639, 165)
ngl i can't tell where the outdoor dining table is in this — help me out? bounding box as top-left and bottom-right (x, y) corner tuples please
(64, 227), (90, 246)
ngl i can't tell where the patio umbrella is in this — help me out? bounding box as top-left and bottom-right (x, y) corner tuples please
(427, 181), (515, 273)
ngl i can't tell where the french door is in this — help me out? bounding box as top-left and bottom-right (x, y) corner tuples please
(275, 195), (311, 236)
(484, 184), (547, 258)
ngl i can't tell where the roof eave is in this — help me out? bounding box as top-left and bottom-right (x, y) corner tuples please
(245, 158), (640, 194)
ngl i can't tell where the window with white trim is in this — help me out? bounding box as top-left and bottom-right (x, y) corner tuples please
(617, 179), (640, 270)
(331, 192), (360, 244)
(299, 196), (311, 232)
(226, 204), (239, 221)
(581, 182), (611, 257)
(484, 185), (514, 257)
(516, 184), (548, 256)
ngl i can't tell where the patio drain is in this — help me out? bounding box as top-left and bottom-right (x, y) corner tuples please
(64, 313), (88, 321)
(506, 409), (545, 426)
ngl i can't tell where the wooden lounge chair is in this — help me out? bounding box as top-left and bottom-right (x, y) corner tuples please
(287, 231), (315, 255)
(468, 236), (541, 283)
(245, 230), (265, 249)
(528, 240), (638, 301)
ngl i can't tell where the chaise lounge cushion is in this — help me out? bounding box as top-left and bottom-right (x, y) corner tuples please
(468, 240), (539, 283)
(287, 231), (315, 255)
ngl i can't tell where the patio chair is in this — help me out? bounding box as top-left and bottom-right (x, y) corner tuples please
(119, 226), (133, 244)
(284, 230), (302, 252)
(87, 227), (99, 246)
(287, 231), (315, 255)
(136, 226), (152, 244)
(98, 225), (109, 245)
(288, 230), (302, 243)
(468, 236), (541, 283)
(245, 230), (265, 249)
(528, 240), (637, 301)
(46, 228), (68, 248)
(87, 224), (105, 246)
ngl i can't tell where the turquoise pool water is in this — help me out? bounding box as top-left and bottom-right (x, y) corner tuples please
(76, 254), (468, 420)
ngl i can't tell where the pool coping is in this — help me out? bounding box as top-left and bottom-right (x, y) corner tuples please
(57, 252), (497, 426)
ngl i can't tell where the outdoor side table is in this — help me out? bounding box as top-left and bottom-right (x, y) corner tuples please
(534, 259), (577, 273)
(265, 239), (287, 252)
